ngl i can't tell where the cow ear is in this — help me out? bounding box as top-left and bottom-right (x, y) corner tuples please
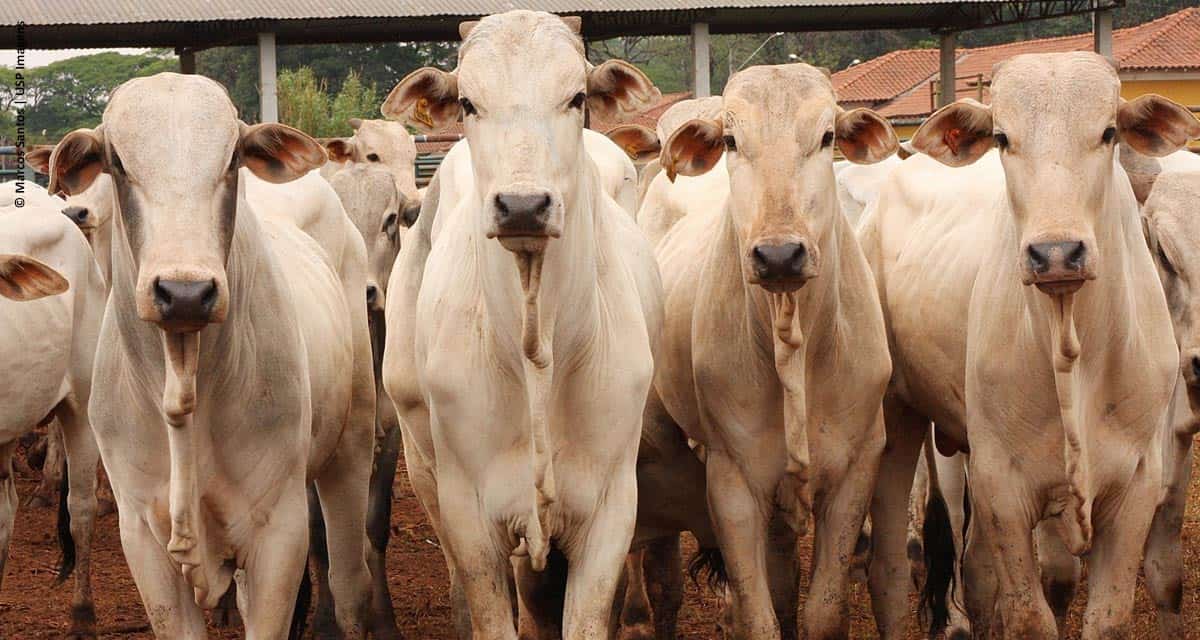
(662, 118), (724, 182)
(0, 254), (69, 301)
(912, 99), (993, 167)
(587, 60), (661, 123)
(239, 122), (327, 184)
(1118, 94), (1200, 158)
(606, 125), (660, 162)
(836, 108), (898, 164)
(325, 138), (356, 163)
(26, 146), (53, 175)
(382, 68), (460, 134)
(49, 128), (105, 196)
(348, 117), (363, 130)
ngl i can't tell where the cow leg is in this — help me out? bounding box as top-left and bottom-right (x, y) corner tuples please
(314, 439), (375, 638)
(867, 400), (924, 639)
(308, 485), (338, 638)
(962, 457), (1052, 639)
(933, 450), (971, 639)
(1143, 425), (1192, 637)
(805, 412), (884, 640)
(367, 421), (403, 640)
(906, 445), (929, 589)
(561, 473), (638, 639)
(0, 443), (16, 592)
(119, 511), (208, 639)
(614, 549), (653, 640)
(515, 549), (567, 639)
(705, 449), (779, 640)
(1034, 522), (1079, 632)
(438, 475), (518, 640)
(1080, 460), (1160, 639)
(765, 512), (800, 640)
(28, 420), (64, 508)
(56, 398), (101, 639)
(240, 489), (311, 639)
(641, 536), (683, 639)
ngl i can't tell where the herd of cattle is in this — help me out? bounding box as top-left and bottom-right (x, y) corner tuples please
(1, 9), (1200, 640)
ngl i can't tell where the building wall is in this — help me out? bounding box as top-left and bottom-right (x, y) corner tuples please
(1121, 79), (1200, 150)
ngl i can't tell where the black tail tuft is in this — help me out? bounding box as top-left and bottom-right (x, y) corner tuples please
(919, 487), (955, 638)
(55, 456), (75, 585)
(687, 547), (728, 593)
(289, 564), (313, 640)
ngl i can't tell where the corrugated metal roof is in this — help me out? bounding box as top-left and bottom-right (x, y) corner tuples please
(1, 0), (976, 27)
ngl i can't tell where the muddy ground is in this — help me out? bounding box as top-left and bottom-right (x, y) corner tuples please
(0, 446), (1195, 638)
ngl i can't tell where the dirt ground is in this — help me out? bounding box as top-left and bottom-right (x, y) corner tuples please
(0, 445), (1196, 639)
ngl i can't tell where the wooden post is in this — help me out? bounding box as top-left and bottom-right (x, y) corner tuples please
(178, 48), (196, 74)
(692, 22), (711, 98)
(258, 32), (278, 123)
(938, 31), (957, 108)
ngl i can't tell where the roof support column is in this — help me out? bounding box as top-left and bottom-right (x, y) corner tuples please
(692, 22), (711, 98)
(1092, 7), (1113, 59)
(938, 31), (957, 108)
(177, 48), (195, 74)
(258, 32), (278, 123)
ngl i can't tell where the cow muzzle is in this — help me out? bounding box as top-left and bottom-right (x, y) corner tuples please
(486, 186), (563, 253)
(138, 271), (226, 332)
(1182, 348), (1200, 390)
(366, 282), (383, 311)
(748, 240), (818, 293)
(1023, 239), (1095, 295)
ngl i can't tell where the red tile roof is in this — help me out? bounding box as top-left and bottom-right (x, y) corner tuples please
(833, 8), (1200, 121)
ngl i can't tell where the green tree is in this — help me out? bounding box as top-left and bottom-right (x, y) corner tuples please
(277, 67), (382, 137)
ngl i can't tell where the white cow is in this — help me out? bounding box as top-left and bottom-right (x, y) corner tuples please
(859, 53), (1197, 637)
(47, 72), (378, 638)
(381, 11), (663, 639)
(653, 63), (896, 639)
(1119, 146), (1200, 636)
(0, 200), (106, 637)
(323, 118), (424, 227)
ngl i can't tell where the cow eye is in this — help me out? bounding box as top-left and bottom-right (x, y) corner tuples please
(820, 131), (834, 149)
(569, 92), (586, 110)
(994, 132), (1009, 151)
(1101, 126), (1117, 145)
(460, 97), (477, 117)
(1158, 243), (1177, 276)
(723, 135), (737, 152)
(382, 212), (399, 236)
(366, 153), (380, 162)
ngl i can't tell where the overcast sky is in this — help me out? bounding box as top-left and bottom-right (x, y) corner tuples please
(2, 48), (151, 69)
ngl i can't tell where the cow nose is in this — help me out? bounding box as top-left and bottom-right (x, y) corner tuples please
(751, 243), (809, 282)
(62, 206), (89, 226)
(1192, 355), (1200, 383)
(154, 278), (218, 326)
(366, 284), (379, 307)
(494, 192), (552, 235)
(401, 202), (421, 228)
(1027, 241), (1087, 276)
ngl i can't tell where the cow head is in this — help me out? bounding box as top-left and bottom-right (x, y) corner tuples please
(914, 52), (1200, 297)
(48, 72), (326, 333)
(329, 163), (402, 311)
(29, 143), (115, 241)
(662, 63), (897, 293)
(0, 254), (68, 301)
(325, 118), (423, 227)
(1139, 168), (1200, 412)
(382, 10), (659, 255)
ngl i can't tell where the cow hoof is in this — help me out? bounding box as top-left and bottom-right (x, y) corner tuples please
(66, 605), (97, 639)
(616, 622), (655, 640)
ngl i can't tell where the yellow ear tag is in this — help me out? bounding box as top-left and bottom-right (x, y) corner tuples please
(413, 97), (435, 129)
(623, 144), (639, 160)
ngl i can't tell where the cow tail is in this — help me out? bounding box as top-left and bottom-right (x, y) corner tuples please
(918, 442), (954, 638)
(687, 546), (728, 592)
(56, 454), (75, 584)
